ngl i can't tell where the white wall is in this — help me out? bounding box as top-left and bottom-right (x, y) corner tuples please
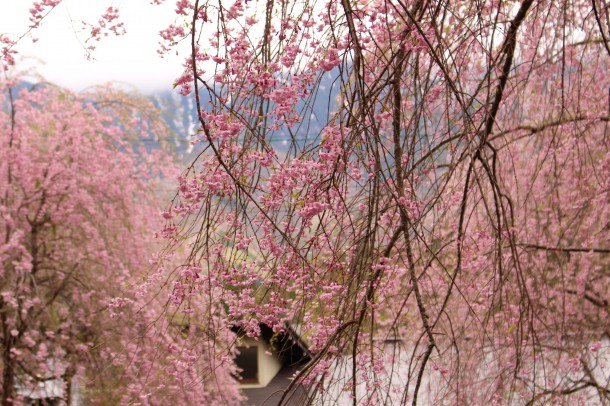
(239, 337), (283, 389)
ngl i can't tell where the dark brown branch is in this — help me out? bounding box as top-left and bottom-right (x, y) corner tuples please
(518, 243), (610, 254)
(484, 0), (535, 137)
(492, 116), (610, 139)
(592, 0), (610, 56)
(565, 289), (610, 309)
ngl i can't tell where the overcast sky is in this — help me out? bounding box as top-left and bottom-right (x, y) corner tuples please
(0, 0), (188, 93)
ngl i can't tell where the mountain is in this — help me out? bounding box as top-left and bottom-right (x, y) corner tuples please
(149, 69), (343, 161)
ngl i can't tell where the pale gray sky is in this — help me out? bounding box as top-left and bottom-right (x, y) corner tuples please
(0, 0), (189, 93)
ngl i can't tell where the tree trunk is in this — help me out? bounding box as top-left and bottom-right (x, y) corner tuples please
(1, 339), (15, 405)
(1, 298), (15, 405)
